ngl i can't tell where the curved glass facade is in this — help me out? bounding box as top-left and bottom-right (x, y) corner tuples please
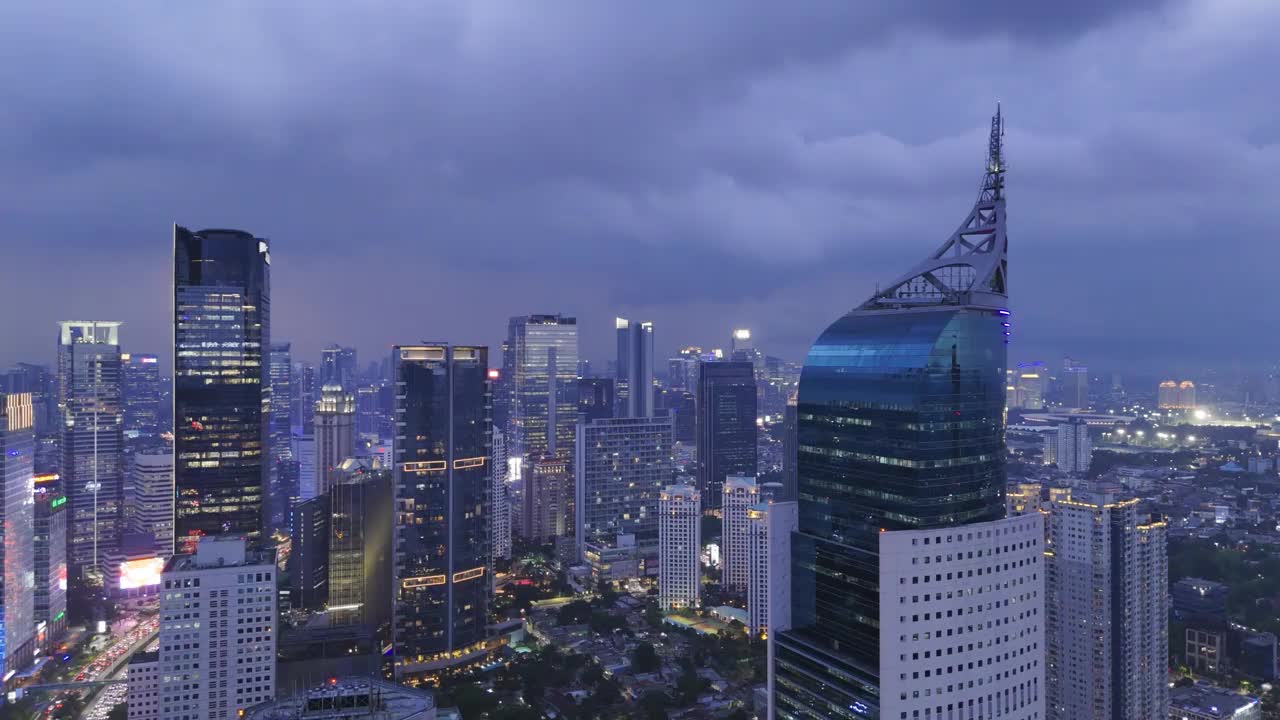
(776, 306), (1007, 719)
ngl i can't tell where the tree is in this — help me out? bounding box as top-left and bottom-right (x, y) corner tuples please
(558, 600), (593, 626)
(107, 704), (129, 720)
(639, 691), (670, 720)
(632, 641), (660, 673)
(53, 695), (86, 720)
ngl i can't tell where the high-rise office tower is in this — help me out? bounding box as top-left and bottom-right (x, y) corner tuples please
(328, 459), (393, 635)
(1158, 380), (1197, 410)
(615, 318), (655, 418)
(121, 353), (162, 439)
(748, 499), (797, 639)
(491, 428), (511, 562)
(289, 495), (329, 611)
(314, 383), (355, 499)
(2, 363), (57, 437)
(772, 109), (1046, 720)
(355, 385), (381, 437)
(268, 342), (295, 534)
(507, 315), (578, 466)
(1053, 420), (1091, 475)
(127, 536), (277, 720)
(666, 390), (697, 444)
(295, 362), (317, 431)
(1046, 490), (1168, 720)
(659, 483), (701, 611)
(1013, 361), (1047, 410)
(667, 349), (701, 393)
(781, 399), (798, 502)
(173, 226), (270, 551)
(523, 456), (574, 543)
(130, 450), (175, 557)
(57, 320), (125, 583)
(33, 472), (67, 652)
(721, 475), (759, 592)
(695, 361), (757, 509)
(1062, 357), (1088, 408)
(294, 430), (317, 501)
(0, 393), (36, 676)
(321, 345), (359, 393)
(576, 377), (614, 423)
(392, 344), (491, 681)
(575, 415), (675, 572)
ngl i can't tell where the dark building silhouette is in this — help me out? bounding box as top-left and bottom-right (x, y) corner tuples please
(173, 225), (270, 550)
(392, 344), (491, 681)
(695, 361), (757, 509)
(289, 494), (329, 611)
(576, 377), (614, 423)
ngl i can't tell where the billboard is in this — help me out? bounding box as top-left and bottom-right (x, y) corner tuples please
(119, 557), (164, 590)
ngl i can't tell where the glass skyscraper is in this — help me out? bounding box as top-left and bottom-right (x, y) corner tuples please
(268, 341), (295, 534)
(507, 315), (578, 466)
(57, 320), (124, 584)
(173, 226), (270, 551)
(0, 393), (36, 677)
(121, 352), (162, 439)
(321, 345), (358, 392)
(772, 109), (1045, 720)
(392, 344), (491, 682)
(695, 360), (757, 510)
(615, 318), (654, 418)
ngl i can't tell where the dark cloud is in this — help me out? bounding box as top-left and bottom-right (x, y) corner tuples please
(1, 0), (1275, 376)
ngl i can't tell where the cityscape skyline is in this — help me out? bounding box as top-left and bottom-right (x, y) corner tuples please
(4, 3), (1280, 373)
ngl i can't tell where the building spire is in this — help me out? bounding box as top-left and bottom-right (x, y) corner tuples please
(858, 105), (1008, 312)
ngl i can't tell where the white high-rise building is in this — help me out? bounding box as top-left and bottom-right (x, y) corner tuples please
(721, 475), (758, 591)
(129, 536), (277, 720)
(1054, 421), (1091, 474)
(747, 500), (797, 638)
(130, 451), (174, 557)
(1046, 490), (1168, 720)
(659, 483), (700, 611)
(313, 383), (355, 499)
(492, 428), (511, 563)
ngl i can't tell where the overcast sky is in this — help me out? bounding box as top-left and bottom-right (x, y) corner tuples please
(2, 1), (1276, 376)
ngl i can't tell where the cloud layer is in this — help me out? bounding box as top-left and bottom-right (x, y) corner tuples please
(1, 1), (1276, 374)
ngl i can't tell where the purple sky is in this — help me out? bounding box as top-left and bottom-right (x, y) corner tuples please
(2, 2), (1277, 375)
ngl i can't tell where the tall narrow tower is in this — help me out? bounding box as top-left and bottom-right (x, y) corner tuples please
(173, 226), (270, 551)
(57, 320), (124, 584)
(615, 318), (655, 418)
(772, 108), (1044, 720)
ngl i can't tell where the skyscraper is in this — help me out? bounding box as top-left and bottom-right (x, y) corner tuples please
(321, 345), (359, 393)
(522, 456), (574, 543)
(659, 483), (700, 611)
(289, 495), (329, 611)
(1062, 357), (1088, 408)
(491, 428), (511, 563)
(1053, 420), (1091, 475)
(57, 320), (124, 583)
(575, 415), (674, 572)
(128, 536), (277, 720)
(781, 400), (798, 502)
(392, 344), (491, 681)
(1046, 490), (1168, 720)
(268, 342), (295, 534)
(772, 109), (1045, 720)
(130, 450), (175, 557)
(313, 383), (355, 498)
(721, 475), (759, 592)
(121, 353), (162, 439)
(615, 318), (655, 418)
(327, 459), (393, 636)
(0, 393), (36, 677)
(507, 315), (578, 466)
(748, 499), (797, 638)
(695, 361), (757, 509)
(173, 226), (270, 551)
(33, 472), (67, 653)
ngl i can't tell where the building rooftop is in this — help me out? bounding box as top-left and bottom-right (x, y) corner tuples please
(244, 677), (435, 720)
(164, 536), (275, 573)
(1170, 684), (1259, 719)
